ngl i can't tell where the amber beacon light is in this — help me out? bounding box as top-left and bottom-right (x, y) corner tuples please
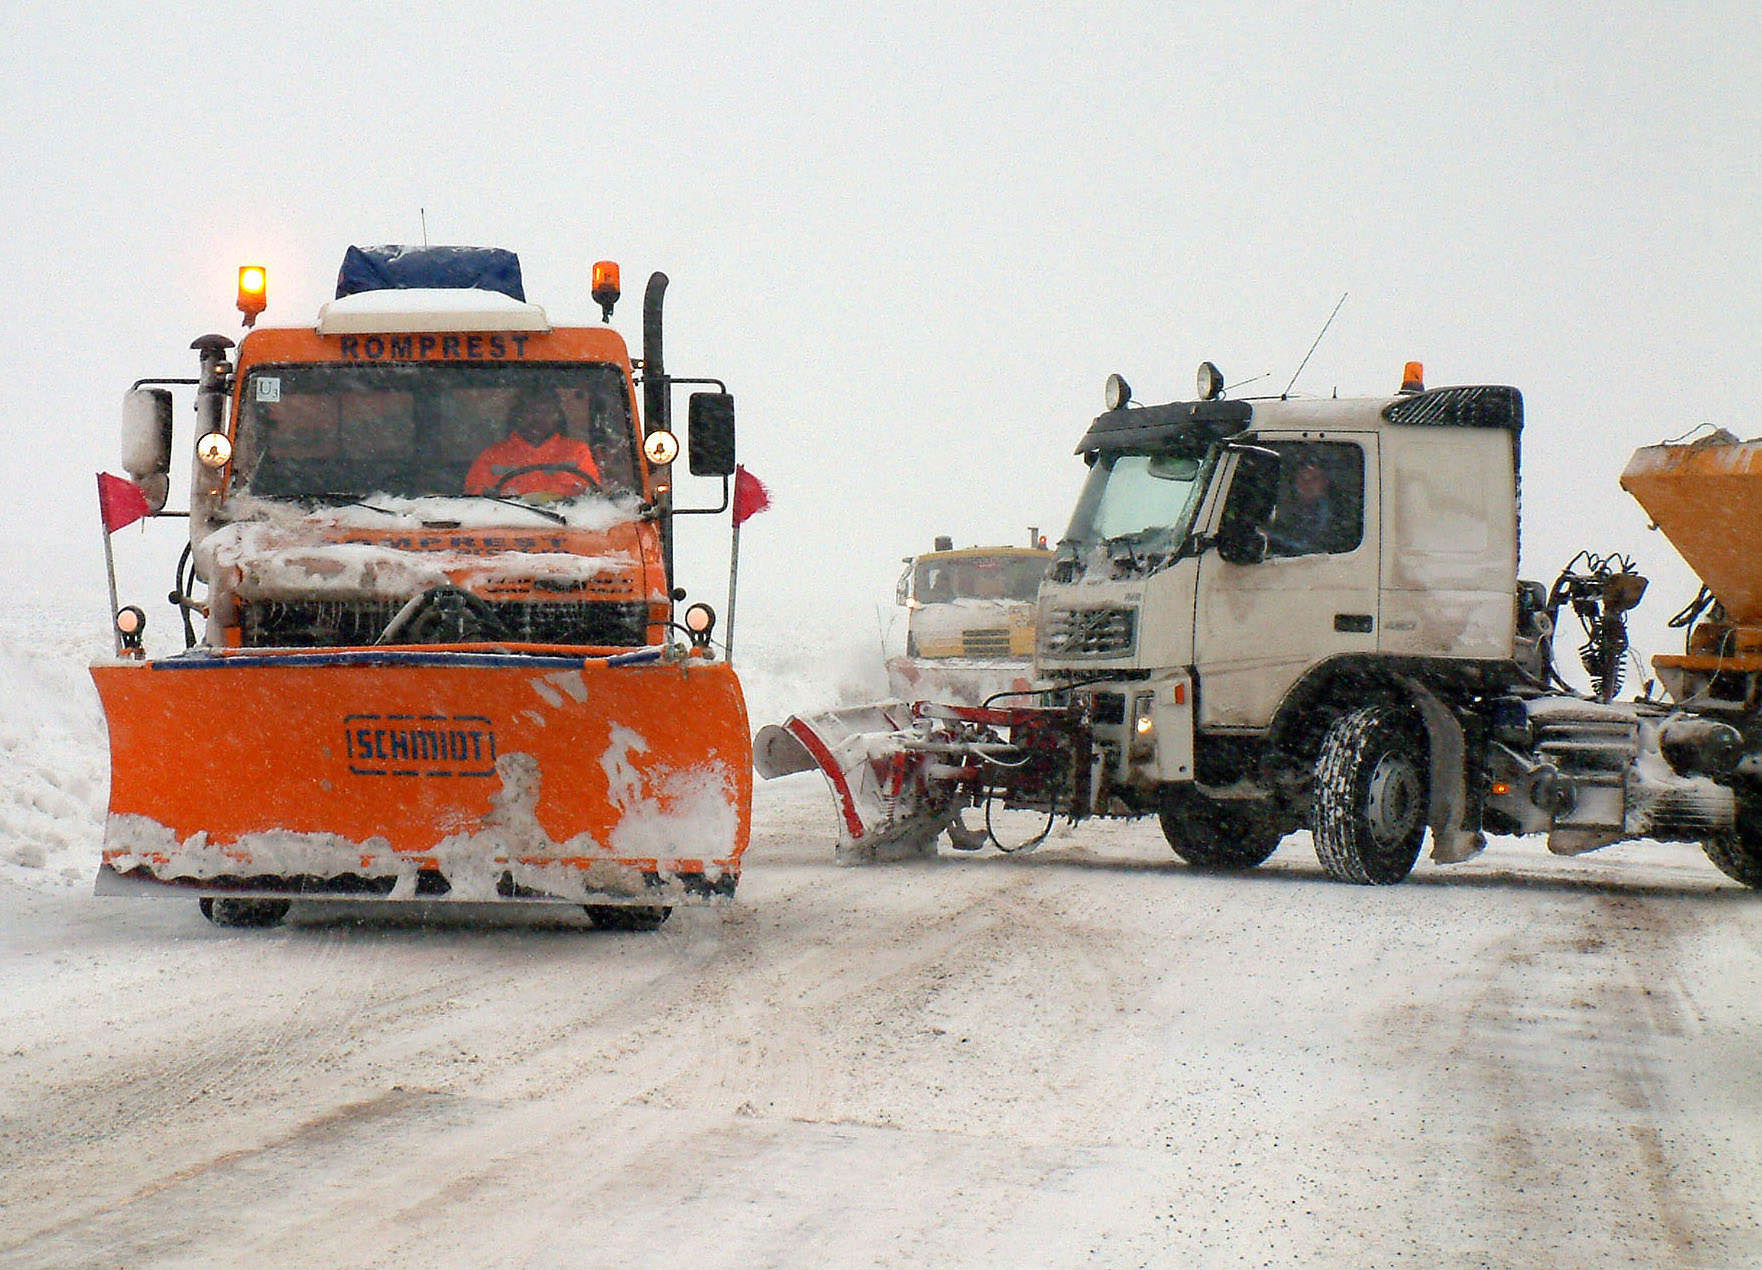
(592, 260), (621, 321)
(237, 265), (268, 327)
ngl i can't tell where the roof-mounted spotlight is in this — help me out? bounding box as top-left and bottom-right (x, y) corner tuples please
(1104, 373), (1132, 411)
(1196, 361), (1225, 401)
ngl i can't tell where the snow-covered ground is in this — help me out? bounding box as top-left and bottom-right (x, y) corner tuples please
(4, 602), (1762, 1267)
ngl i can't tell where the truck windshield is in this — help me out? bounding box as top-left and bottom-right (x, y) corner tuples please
(1062, 450), (1212, 556)
(913, 554), (1048, 603)
(232, 362), (638, 501)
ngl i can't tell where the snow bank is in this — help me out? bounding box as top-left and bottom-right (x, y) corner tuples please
(0, 605), (111, 891)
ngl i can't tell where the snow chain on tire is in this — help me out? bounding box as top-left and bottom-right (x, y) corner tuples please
(1312, 705), (1428, 885)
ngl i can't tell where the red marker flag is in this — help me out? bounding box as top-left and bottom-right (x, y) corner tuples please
(732, 465), (771, 527)
(97, 473), (152, 533)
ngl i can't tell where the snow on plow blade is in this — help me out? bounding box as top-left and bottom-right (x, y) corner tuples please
(90, 647), (751, 905)
(754, 701), (957, 862)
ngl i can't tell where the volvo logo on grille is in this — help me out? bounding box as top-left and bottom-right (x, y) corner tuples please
(345, 714), (498, 777)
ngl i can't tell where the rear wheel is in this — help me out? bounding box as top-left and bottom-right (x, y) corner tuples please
(1159, 789), (1283, 870)
(585, 905), (672, 931)
(1704, 799), (1762, 887)
(199, 897), (291, 927)
(1312, 706), (1428, 885)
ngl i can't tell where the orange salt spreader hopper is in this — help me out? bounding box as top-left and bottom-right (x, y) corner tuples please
(1620, 431), (1762, 702)
(91, 247), (752, 930)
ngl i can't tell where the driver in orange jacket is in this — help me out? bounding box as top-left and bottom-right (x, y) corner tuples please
(466, 388), (601, 498)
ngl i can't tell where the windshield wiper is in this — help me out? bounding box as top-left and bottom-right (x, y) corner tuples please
(302, 493), (400, 516)
(1105, 534), (1143, 574)
(463, 493), (567, 525)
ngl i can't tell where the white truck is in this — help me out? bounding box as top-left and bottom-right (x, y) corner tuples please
(760, 362), (1762, 886)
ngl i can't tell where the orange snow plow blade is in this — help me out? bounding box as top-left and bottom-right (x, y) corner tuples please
(90, 647), (751, 905)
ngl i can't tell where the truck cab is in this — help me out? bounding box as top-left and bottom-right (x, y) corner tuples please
(1024, 371), (1525, 871)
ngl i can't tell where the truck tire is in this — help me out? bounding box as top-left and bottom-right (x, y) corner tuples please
(199, 897), (291, 927)
(585, 905), (672, 931)
(1312, 706), (1428, 885)
(1703, 804), (1762, 888)
(1159, 789), (1283, 870)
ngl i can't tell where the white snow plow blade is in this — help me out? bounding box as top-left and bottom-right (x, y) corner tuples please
(754, 701), (956, 861)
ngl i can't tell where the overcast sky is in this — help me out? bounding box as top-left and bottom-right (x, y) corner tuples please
(3, 2), (1758, 663)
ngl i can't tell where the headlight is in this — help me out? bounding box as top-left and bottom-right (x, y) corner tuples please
(1130, 692), (1156, 759)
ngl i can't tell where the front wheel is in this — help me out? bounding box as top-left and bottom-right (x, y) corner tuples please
(1311, 706), (1429, 885)
(1159, 789), (1284, 870)
(199, 897), (291, 927)
(585, 905), (672, 931)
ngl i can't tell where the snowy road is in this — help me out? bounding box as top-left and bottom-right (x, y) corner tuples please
(4, 770), (1762, 1267)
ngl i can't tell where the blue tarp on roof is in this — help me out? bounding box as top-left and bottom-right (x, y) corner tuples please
(335, 245), (525, 301)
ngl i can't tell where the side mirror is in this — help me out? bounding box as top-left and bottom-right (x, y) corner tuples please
(1214, 445), (1281, 567)
(687, 392), (736, 477)
(895, 568), (911, 606)
(1216, 521), (1267, 566)
(121, 388), (173, 513)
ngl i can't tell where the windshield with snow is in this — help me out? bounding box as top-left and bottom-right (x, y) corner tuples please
(1061, 450), (1213, 560)
(232, 362), (639, 502)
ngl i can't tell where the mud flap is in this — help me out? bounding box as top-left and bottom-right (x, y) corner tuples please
(754, 701), (954, 862)
(91, 647), (751, 904)
(1401, 676), (1486, 864)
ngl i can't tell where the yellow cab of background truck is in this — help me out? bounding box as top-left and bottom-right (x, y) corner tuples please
(894, 536), (1051, 659)
(91, 245), (749, 930)
(885, 534), (1051, 710)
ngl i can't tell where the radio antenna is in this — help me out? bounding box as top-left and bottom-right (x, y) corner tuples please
(420, 208), (429, 246)
(1281, 292), (1347, 399)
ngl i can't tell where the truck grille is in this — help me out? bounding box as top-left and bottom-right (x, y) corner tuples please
(1089, 692), (1126, 725)
(1040, 606), (1136, 658)
(962, 629), (1012, 657)
(240, 599), (648, 649)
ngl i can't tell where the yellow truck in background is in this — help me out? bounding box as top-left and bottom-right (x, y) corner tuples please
(886, 535), (1051, 708)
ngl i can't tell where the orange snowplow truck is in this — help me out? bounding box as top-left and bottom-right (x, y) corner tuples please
(92, 245), (750, 930)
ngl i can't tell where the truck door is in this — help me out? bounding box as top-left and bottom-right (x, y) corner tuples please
(1192, 434), (1380, 730)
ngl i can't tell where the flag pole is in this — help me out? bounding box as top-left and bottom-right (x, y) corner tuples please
(97, 473), (122, 656)
(726, 514), (741, 665)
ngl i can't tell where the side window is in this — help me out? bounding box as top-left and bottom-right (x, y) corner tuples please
(1264, 442), (1364, 557)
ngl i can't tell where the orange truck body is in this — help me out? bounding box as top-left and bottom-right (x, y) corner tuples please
(93, 249), (750, 908)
